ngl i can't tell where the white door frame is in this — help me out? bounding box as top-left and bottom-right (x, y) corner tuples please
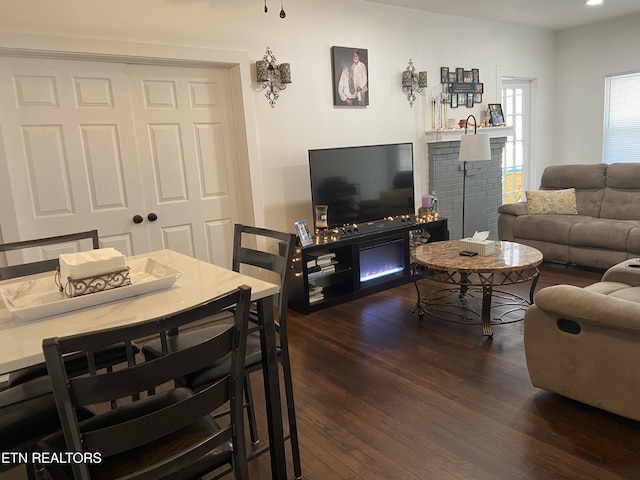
(496, 65), (541, 192)
(0, 32), (260, 245)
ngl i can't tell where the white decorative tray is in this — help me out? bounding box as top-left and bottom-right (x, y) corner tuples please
(0, 258), (182, 321)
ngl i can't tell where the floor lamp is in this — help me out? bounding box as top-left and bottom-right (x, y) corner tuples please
(458, 114), (491, 238)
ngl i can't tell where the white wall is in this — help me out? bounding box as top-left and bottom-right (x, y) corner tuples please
(0, 0), (555, 234)
(555, 13), (640, 166)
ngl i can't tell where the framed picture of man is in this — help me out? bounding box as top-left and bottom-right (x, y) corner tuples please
(331, 46), (369, 106)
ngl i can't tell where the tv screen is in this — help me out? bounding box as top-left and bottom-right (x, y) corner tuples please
(309, 143), (414, 228)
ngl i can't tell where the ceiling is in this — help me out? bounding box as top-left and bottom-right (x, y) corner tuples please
(364, 0), (640, 31)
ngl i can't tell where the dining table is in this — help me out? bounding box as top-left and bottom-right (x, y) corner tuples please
(0, 248), (289, 479)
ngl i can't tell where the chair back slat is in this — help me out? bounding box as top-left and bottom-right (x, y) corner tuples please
(0, 230), (99, 280)
(232, 224), (296, 313)
(42, 284), (251, 480)
(69, 328), (233, 406)
(82, 379), (232, 457)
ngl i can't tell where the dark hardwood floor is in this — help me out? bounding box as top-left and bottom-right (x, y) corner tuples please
(240, 262), (640, 479)
(4, 263), (640, 479)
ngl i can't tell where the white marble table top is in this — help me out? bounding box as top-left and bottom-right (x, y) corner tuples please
(0, 249), (279, 375)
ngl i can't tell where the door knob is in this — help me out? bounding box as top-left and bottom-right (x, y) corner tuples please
(133, 215), (144, 224)
(147, 213), (158, 222)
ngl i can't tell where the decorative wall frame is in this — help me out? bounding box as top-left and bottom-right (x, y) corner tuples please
(331, 46), (369, 106)
(442, 66), (483, 108)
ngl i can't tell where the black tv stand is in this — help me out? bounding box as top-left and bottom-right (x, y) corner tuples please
(333, 214), (421, 239)
(289, 216), (448, 314)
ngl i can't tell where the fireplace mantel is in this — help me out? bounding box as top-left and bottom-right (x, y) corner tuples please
(425, 125), (513, 144)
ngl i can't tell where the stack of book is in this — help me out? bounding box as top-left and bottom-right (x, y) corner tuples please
(308, 284), (324, 304)
(307, 252), (337, 280)
(307, 252), (338, 304)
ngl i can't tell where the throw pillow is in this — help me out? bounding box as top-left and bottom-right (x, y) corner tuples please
(525, 188), (578, 215)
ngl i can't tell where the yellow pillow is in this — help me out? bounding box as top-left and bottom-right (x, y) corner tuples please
(525, 188), (578, 215)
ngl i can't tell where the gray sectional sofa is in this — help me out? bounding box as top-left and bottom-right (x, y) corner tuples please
(498, 163), (640, 269)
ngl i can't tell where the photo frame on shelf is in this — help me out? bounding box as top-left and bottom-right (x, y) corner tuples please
(474, 93), (482, 103)
(456, 67), (464, 83)
(458, 93), (466, 105)
(450, 93), (458, 108)
(472, 68), (480, 83)
(489, 103), (505, 125)
(294, 220), (313, 247)
(463, 70), (473, 83)
(475, 83), (484, 93)
(448, 71), (457, 82)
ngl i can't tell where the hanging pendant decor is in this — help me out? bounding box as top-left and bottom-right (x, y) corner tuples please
(263, 0), (286, 18)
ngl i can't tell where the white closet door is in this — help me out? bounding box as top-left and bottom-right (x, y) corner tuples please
(127, 65), (239, 267)
(0, 57), (148, 256)
(0, 58), (240, 268)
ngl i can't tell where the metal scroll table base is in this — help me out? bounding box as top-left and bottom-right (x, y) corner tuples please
(411, 265), (540, 336)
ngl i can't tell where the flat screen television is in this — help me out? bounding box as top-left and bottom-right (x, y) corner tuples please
(308, 142), (415, 228)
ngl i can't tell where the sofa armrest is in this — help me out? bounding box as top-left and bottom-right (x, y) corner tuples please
(601, 260), (640, 287)
(498, 202), (527, 216)
(533, 284), (640, 333)
(498, 202), (528, 241)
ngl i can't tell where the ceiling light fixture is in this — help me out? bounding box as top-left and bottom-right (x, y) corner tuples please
(586, 0), (603, 6)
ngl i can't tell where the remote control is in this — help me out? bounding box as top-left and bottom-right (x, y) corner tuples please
(459, 250), (478, 257)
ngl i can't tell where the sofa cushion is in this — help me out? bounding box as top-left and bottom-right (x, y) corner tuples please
(540, 164), (606, 217)
(512, 214), (589, 244)
(600, 163), (640, 220)
(609, 286), (640, 304)
(627, 228), (640, 256)
(525, 188), (577, 215)
(584, 281), (632, 295)
(568, 219), (637, 250)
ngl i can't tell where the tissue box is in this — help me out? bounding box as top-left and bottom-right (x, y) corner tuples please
(56, 248), (131, 297)
(458, 238), (495, 256)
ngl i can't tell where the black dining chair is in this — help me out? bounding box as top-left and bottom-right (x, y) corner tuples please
(0, 230), (138, 388)
(0, 376), (94, 479)
(142, 224), (302, 478)
(0, 230), (100, 280)
(35, 285), (252, 480)
(0, 231), (104, 478)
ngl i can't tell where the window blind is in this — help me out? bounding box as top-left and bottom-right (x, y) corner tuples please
(603, 72), (640, 164)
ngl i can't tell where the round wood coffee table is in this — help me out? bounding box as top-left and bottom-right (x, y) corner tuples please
(411, 240), (543, 336)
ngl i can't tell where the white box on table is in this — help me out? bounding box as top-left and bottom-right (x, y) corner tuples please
(458, 238), (495, 256)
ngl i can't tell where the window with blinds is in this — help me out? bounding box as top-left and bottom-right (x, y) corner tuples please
(603, 72), (640, 164)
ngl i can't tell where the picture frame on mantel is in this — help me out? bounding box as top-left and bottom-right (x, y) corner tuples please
(331, 46), (369, 107)
(489, 103), (505, 125)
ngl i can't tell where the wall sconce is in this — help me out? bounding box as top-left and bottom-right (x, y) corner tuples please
(402, 59), (428, 107)
(256, 46), (292, 108)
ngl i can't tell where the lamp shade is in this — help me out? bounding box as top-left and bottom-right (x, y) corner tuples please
(418, 71), (428, 88)
(402, 70), (412, 87)
(256, 60), (269, 82)
(459, 133), (491, 162)
(279, 63), (292, 84)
